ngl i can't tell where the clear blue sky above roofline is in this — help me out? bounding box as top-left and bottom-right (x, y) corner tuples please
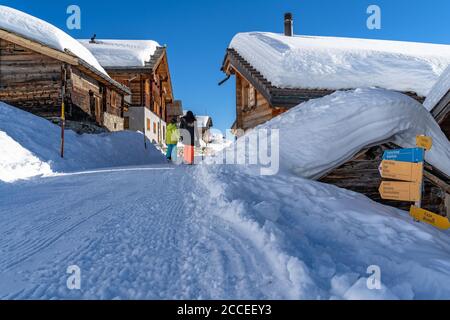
(2, 0), (449, 132)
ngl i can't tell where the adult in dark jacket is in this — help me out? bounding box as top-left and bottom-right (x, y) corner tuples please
(180, 111), (197, 165)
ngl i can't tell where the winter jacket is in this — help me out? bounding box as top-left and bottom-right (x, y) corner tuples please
(166, 123), (179, 145)
(180, 115), (198, 147)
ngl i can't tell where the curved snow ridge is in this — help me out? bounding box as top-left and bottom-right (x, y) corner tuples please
(235, 88), (450, 178)
(0, 5), (108, 77)
(424, 65), (450, 111)
(230, 32), (450, 96)
(192, 165), (320, 299)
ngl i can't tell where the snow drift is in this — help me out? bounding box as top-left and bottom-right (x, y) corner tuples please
(213, 88), (450, 179)
(424, 65), (450, 111)
(0, 102), (166, 183)
(79, 39), (160, 68)
(230, 32), (450, 96)
(0, 5), (108, 76)
(193, 164), (450, 299)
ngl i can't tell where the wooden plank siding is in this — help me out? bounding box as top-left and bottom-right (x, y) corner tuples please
(0, 39), (63, 116)
(105, 50), (174, 123)
(236, 73), (288, 132)
(0, 38), (127, 131)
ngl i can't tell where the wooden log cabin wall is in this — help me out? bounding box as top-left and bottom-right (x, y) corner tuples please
(0, 35), (130, 132)
(105, 47), (174, 124)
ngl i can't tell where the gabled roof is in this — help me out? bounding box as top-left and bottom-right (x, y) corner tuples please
(196, 116), (213, 128)
(79, 39), (165, 71)
(223, 48), (334, 108)
(0, 6), (130, 95)
(223, 32), (450, 101)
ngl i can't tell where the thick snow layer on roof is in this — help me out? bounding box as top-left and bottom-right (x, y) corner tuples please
(210, 88), (450, 178)
(80, 39), (160, 67)
(0, 6), (108, 76)
(196, 116), (212, 128)
(424, 65), (450, 111)
(0, 102), (166, 182)
(229, 32), (450, 97)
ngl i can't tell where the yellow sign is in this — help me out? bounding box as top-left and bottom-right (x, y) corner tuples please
(379, 181), (421, 202)
(410, 206), (450, 230)
(380, 161), (423, 182)
(416, 136), (433, 151)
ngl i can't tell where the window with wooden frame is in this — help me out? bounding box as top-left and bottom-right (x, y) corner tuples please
(153, 122), (157, 134)
(147, 118), (151, 131)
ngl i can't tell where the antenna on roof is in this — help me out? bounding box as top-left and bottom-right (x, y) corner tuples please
(90, 34), (97, 44)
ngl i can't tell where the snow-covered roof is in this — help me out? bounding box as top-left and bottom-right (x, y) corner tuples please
(229, 32), (450, 97)
(196, 116), (212, 128)
(79, 39), (160, 68)
(0, 5), (108, 77)
(213, 88), (450, 178)
(424, 65), (450, 111)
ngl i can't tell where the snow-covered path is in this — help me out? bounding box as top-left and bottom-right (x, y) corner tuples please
(0, 165), (307, 299)
(1, 163), (450, 300)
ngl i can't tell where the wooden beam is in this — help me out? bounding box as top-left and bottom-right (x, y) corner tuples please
(424, 170), (450, 194)
(0, 29), (78, 65)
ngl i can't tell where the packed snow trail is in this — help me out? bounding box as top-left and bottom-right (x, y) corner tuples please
(0, 165), (315, 299)
(1, 164), (450, 300)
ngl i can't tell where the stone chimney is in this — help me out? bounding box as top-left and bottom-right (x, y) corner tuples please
(284, 13), (293, 37)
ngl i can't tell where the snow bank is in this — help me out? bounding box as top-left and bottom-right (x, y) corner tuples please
(212, 88), (450, 178)
(194, 163), (450, 299)
(424, 65), (450, 111)
(230, 32), (450, 96)
(79, 39), (160, 67)
(0, 102), (166, 182)
(0, 5), (108, 76)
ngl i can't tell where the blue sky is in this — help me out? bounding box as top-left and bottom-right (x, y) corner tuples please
(2, 0), (449, 131)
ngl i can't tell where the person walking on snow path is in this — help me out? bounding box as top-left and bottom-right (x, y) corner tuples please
(180, 111), (198, 165)
(166, 117), (179, 162)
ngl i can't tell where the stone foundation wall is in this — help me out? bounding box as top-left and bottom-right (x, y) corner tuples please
(103, 113), (124, 132)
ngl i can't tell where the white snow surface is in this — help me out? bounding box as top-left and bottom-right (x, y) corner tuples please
(79, 39), (160, 67)
(0, 5), (108, 76)
(1, 92), (450, 299)
(215, 88), (450, 179)
(230, 32), (450, 96)
(0, 153), (449, 299)
(0, 102), (166, 183)
(424, 65), (450, 111)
